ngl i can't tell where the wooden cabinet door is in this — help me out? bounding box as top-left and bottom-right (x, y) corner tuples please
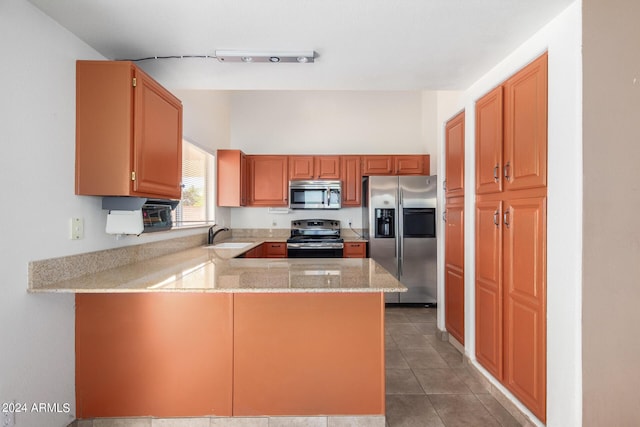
(263, 242), (286, 258)
(233, 293), (385, 416)
(503, 54), (548, 192)
(75, 61), (182, 200)
(289, 156), (315, 180)
(76, 294), (233, 418)
(475, 199), (504, 380)
(394, 155), (429, 175)
(444, 197), (464, 344)
(217, 149), (246, 207)
(475, 86), (503, 195)
(343, 242), (367, 258)
(362, 155), (393, 175)
(247, 156), (288, 207)
(445, 111), (465, 198)
(503, 196), (546, 422)
(133, 67), (183, 199)
(341, 155), (362, 206)
(315, 156), (341, 179)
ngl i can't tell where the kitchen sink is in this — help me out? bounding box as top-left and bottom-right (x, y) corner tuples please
(205, 242), (253, 249)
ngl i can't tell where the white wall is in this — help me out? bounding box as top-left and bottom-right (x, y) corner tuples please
(0, 2), (207, 425)
(436, 2), (582, 426)
(229, 91), (428, 154)
(227, 90), (435, 229)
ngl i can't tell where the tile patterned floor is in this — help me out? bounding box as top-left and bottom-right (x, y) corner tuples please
(384, 306), (521, 427)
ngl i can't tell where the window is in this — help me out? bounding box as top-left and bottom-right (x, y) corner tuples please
(173, 140), (215, 226)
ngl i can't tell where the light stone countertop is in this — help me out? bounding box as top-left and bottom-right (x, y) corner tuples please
(29, 238), (402, 294)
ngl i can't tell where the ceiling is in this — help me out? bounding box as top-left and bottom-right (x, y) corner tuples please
(28, 0), (574, 91)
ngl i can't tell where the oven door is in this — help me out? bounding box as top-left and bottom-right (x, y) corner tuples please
(287, 243), (344, 258)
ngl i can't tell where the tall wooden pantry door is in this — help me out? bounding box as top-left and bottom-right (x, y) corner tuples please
(444, 111), (465, 344)
(474, 52), (547, 422)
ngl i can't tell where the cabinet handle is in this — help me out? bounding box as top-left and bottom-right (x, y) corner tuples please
(504, 161), (511, 181)
(493, 210), (500, 226)
(493, 165), (499, 182)
(503, 209), (510, 228)
(442, 210), (447, 223)
(443, 179), (447, 191)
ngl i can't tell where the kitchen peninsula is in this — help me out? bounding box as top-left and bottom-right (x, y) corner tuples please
(30, 237), (405, 423)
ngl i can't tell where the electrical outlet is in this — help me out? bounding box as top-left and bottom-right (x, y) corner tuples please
(348, 218), (353, 227)
(70, 217), (84, 240)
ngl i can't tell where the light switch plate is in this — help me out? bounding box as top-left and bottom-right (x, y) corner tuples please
(71, 217), (84, 240)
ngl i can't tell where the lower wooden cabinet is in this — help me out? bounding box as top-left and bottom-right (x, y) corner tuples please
(444, 197), (464, 344)
(263, 242), (286, 258)
(233, 293), (384, 415)
(503, 196), (546, 420)
(343, 241), (367, 258)
(75, 293), (234, 418)
(475, 199), (503, 379)
(475, 194), (546, 422)
(76, 292), (385, 418)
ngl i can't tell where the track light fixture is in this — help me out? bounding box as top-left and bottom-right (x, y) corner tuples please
(215, 50), (316, 63)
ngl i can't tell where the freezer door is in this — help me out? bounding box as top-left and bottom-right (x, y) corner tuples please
(367, 176), (400, 303)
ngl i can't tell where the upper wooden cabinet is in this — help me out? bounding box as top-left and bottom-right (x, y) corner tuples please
(503, 54), (548, 191)
(217, 150), (247, 207)
(362, 155), (430, 176)
(75, 60), (183, 200)
(445, 111), (465, 198)
(246, 155), (288, 207)
(476, 53), (547, 195)
(289, 156), (341, 180)
(340, 156), (362, 207)
(476, 86), (504, 195)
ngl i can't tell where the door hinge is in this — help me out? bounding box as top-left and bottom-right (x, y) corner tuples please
(131, 171), (136, 181)
(132, 77), (137, 87)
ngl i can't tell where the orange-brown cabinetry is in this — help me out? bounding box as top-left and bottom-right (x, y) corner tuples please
(246, 155), (288, 207)
(474, 52), (547, 422)
(217, 149), (247, 207)
(263, 242), (287, 258)
(233, 293), (384, 415)
(475, 199), (503, 379)
(476, 54), (547, 194)
(362, 155), (430, 176)
(289, 155), (341, 180)
(75, 293), (233, 418)
(340, 155), (362, 206)
(444, 197), (465, 344)
(75, 60), (183, 200)
(343, 241), (367, 258)
(445, 112), (465, 199)
(76, 292), (385, 418)
(444, 111), (465, 344)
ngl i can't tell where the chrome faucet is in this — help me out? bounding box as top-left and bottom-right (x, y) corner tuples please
(208, 226), (230, 245)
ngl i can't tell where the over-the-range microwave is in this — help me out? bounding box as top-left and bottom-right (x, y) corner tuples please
(289, 180), (342, 209)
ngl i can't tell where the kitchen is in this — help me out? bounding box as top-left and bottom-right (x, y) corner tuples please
(1, 0), (637, 426)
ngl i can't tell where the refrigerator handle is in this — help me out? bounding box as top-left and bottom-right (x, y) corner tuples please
(397, 195), (403, 278)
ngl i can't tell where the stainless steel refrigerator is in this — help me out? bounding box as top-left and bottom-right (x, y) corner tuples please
(363, 175), (437, 304)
